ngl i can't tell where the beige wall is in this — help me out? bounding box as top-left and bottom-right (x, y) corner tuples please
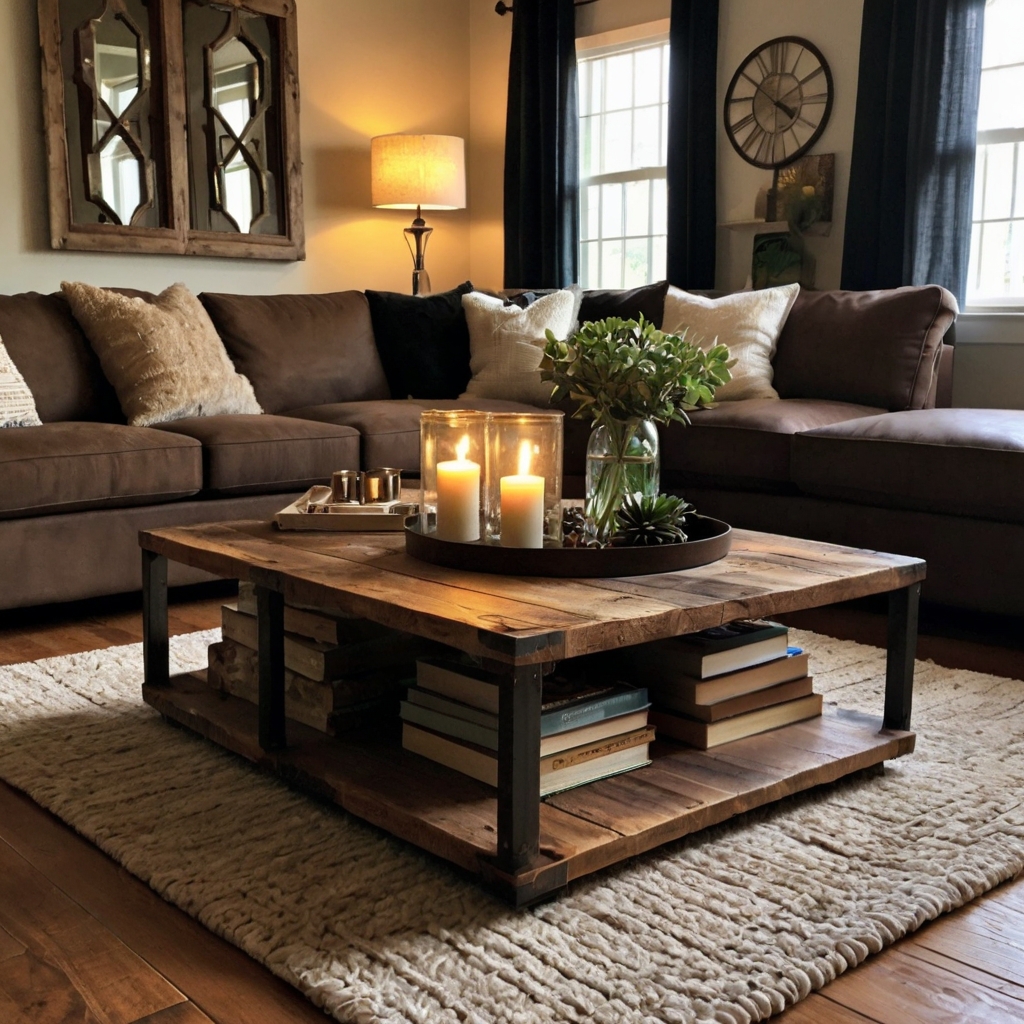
(0, 0), (473, 297)
(716, 0), (864, 291)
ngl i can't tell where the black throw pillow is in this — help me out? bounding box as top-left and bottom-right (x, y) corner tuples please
(366, 282), (475, 399)
(578, 280), (670, 329)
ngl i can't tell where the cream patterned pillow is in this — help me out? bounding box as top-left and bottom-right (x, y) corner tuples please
(0, 337), (42, 427)
(62, 282), (262, 427)
(461, 288), (580, 406)
(661, 283), (800, 401)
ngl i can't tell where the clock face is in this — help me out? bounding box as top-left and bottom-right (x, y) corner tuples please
(724, 36), (834, 169)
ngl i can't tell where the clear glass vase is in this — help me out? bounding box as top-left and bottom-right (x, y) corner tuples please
(585, 417), (660, 543)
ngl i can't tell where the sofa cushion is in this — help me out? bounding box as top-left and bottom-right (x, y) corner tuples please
(152, 415), (359, 497)
(791, 409), (1024, 523)
(0, 293), (122, 423)
(660, 399), (885, 492)
(578, 281), (670, 328)
(0, 422), (201, 520)
(366, 282), (475, 401)
(0, 337), (42, 427)
(200, 291), (390, 414)
(772, 285), (958, 411)
(662, 284), (800, 401)
(286, 398), (541, 472)
(62, 282), (262, 427)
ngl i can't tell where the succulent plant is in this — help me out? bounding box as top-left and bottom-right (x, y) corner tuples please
(612, 492), (694, 547)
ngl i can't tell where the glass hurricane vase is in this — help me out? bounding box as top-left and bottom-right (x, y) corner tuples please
(585, 417), (660, 543)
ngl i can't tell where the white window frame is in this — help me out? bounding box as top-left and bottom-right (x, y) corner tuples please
(576, 22), (670, 291)
(965, 1), (1024, 310)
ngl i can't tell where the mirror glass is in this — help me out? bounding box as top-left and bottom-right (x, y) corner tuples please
(184, 1), (284, 236)
(61, 0), (158, 228)
(94, 14), (140, 120)
(211, 36), (260, 232)
(98, 134), (143, 225)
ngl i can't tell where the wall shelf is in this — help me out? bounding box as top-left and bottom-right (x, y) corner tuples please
(720, 219), (832, 237)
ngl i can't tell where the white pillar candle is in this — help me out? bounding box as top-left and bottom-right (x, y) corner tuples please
(500, 441), (545, 548)
(436, 435), (480, 542)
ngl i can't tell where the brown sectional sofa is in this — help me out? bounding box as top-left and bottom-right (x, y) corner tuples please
(2, 282), (1022, 619)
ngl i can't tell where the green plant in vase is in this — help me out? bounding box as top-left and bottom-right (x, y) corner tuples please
(542, 316), (731, 543)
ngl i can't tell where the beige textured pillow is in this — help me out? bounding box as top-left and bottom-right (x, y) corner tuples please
(62, 282), (261, 426)
(0, 337), (42, 427)
(461, 289), (580, 406)
(662, 283), (800, 401)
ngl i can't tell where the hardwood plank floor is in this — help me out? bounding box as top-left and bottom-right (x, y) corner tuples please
(0, 585), (1021, 1023)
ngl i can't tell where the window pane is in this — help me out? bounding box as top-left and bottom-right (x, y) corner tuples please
(580, 115), (597, 178)
(651, 236), (667, 283)
(660, 103), (669, 165)
(624, 239), (649, 287)
(977, 66), (1024, 133)
(581, 240), (600, 289)
(972, 146), (986, 220)
(983, 142), (1015, 220)
(633, 106), (661, 168)
(635, 49), (661, 107)
(982, 0), (1024, 69)
(967, 221), (982, 296)
(601, 182), (623, 238)
(604, 53), (633, 110)
(582, 184), (600, 241)
(624, 179), (650, 237)
(661, 43), (670, 100)
(588, 59), (604, 117)
(578, 61), (591, 117)
(652, 178), (667, 235)
(1010, 221), (1024, 295)
(978, 219), (1011, 294)
(602, 110), (632, 172)
(601, 240), (623, 288)
(1017, 142), (1024, 218)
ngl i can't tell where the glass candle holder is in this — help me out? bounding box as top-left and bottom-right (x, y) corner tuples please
(485, 412), (564, 548)
(419, 410), (488, 542)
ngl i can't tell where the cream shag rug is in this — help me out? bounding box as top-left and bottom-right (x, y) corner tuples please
(1, 629), (1022, 1024)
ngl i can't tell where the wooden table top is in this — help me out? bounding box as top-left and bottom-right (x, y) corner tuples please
(140, 521), (926, 665)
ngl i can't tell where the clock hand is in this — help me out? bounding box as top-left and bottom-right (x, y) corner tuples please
(754, 81), (797, 121)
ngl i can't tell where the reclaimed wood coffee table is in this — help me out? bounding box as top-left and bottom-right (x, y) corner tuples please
(139, 521), (923, 906)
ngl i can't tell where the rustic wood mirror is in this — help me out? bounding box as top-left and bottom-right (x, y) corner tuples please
(39, 0), (304, 260)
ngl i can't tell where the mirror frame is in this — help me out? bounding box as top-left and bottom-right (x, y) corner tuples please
(38, 0), (304, 261)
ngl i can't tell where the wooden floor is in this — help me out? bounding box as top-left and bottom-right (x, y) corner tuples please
(0, 586), (1022, 1023)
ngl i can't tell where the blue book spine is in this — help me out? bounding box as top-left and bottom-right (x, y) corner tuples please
(540, 688), (649, 737)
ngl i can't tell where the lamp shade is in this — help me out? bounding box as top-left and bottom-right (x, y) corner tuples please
(371, 134), (466, 211)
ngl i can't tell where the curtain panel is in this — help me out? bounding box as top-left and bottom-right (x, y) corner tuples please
(666, 0), (719, 290)
(503, 0), (579, 289)
(841, 0), (986, 305)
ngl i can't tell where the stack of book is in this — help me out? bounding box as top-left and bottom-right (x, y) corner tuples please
(206, 583), (426, 734)
(401, 657), (654, 796)
(628, 620), (821, 749)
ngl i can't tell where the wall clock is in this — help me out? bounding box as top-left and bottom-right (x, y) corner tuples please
(724, 36), (834, 169)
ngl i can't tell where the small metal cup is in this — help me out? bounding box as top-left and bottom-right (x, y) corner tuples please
(331, 469), (361, 503)
(361, 468), (402, 503)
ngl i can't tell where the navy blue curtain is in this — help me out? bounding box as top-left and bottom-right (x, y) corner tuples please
(503, 0), (579, 288)
(841, 0), (985, 305)
(666, 0), (719, 290)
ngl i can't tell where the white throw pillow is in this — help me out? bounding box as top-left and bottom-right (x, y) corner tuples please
(0, 336), (42, 427)
(461, 288), (580, 406)
(661, 283), (800, 401)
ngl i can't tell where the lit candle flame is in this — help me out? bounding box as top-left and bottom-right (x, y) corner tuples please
(455, 435), (470, 462)
(518, 440), (534, 476)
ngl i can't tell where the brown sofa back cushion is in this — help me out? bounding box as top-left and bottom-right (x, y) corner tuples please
(0, 293), (122, 423)
(771, 285), (958, 411)
(200, 291), (390, 414)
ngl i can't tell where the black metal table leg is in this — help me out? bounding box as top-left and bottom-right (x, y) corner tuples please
(142, 549), (168, 688)
(884, 582), (920, 731)
(256, 585), (287, 751)
(496, 662), (542, 874)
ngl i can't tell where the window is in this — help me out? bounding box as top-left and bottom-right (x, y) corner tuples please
(966, 0), (1024, 305)
(577, 37), (669, 289)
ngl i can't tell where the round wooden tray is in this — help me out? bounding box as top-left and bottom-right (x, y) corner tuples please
(403, 515), (732, 578)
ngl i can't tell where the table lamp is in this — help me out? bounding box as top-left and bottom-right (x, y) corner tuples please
(370, 134), (466, 296)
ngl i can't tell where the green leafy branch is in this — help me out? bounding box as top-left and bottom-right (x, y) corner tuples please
(541, 316), (732, 432)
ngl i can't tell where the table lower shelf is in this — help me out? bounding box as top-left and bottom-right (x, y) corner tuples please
(144, 673), (915, 900)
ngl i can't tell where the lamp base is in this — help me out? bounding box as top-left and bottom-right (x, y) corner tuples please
(404, 209), (434, 296)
